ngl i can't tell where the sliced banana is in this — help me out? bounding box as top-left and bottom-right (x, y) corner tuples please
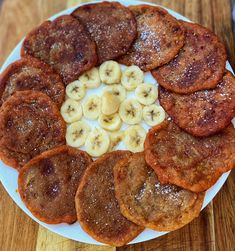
(119, 98), (142, 125)
(61, 99), (82, 123)
(82, 95), (101, 120)
(85, 128), (110, 157)
(101, 92), (120, 115)
(108, 131), (124, 151)
(143, 104), (165, 126)
(98, 113), (122, 131)
(135, 84), (158, 105)
(121, 65), (144, 90)
(124, 125), (146, 153)
(103, 84), (126, 102)
(66, 80), (86, 101)
(79, 67), (101, 89)
(99, 60), (121, 85)
(66, 121), (91, 147)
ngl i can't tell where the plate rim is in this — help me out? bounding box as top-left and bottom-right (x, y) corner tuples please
(0, 0), (234, 246)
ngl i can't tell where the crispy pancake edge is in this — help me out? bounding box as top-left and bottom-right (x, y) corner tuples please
(18, 145), (92, 224)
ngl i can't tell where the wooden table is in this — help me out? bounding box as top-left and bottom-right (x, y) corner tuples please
(0, 1), (234, 250)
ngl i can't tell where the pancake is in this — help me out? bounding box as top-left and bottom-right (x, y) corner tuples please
(114, 152), (205, 231)
(159, 71), (235, 137)
(18, 145), (92, 224)
(0, 57), (65, 107)
(118, 5), (185, 71)
(0, 91), (66, 170)
(75, 151), (143, 246)
(144, 120), (235, 192)
(21, 15), (97, 84)
(152, 21), (227, 94)
(72, 1), (137, 65)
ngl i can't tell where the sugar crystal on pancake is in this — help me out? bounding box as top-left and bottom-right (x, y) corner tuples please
(114, 152), (205, 231)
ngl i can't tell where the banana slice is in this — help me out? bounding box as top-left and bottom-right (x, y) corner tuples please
(98, 113), (122, 131)
(66, 121), (91, 147)
(99, 60), (121, 85)
(79, 67), (101, 89)
(124, 125), (146, 153)
(143, 104), (165, 126)
(66, 80), (86, 101)
(119, 98), (142, 125)
(108, 131), (124, 151)
(82, 95), (101, 120)
(61, 99), (82, 123)
(135, 83), (158, 105)
(85, 128), (110, 157)
(103, 84), (126, 102)
(121, 65), (144, 90)
(101, 92), (120, 115)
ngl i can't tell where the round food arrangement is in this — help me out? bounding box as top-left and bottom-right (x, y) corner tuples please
(61, 60), (164, 157)
(0, 0), (234, 247)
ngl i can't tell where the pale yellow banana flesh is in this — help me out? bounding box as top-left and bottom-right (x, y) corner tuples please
(60, 60), (162, 156)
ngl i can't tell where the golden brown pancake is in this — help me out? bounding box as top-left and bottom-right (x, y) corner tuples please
(21, 15), (97, 84)
(75, 151), (143, 246)
(18, 145), (92, 224)
(144, 120), (235, 192)
(72, 1), (137, 64)
(114, 152), (205, 231)
(152, 21), (227, 94)
(118, 5), (185, 71)
(158, 71), (235, 137)
(0, 91), (66, 170)
(0, 57), (65, 107)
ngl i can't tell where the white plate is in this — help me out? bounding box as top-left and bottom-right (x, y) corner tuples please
(0, 0), (234, 246)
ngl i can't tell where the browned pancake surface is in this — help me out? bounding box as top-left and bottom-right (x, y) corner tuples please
(0, 57), (65, 107)
(144, 120), (235, 192)
(159, 71), (235, 137)
(0, 91), (66, 169)
(152, 21), (227, 93)
(72, 1), (137, 64)
(18, 145), (92, 224)
(21, 15), (97, 84)
(118, 5), (185, 71)
(114, 152), (204, 231)
(75, 151), (143, 246)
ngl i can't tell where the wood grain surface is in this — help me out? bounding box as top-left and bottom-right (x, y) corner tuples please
(0, 1), (234, 251)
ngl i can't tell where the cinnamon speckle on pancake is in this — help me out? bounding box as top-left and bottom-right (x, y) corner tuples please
(0, 91), (66, 169)
(21, 15), (97, 84)
(18, 145), (92, 224)
(114, 152), (205, 231)
(75, 151), (143, 246)
(0, 57), (65, 107)
(152, 21), (227, 93)
(144, 120), (235, 192)
(72, 1), (137, 65)
(118, 5), (185, 71)
(159, 71), (235, 137)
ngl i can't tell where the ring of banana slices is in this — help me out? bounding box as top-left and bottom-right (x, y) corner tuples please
(60, 60), (165, 157)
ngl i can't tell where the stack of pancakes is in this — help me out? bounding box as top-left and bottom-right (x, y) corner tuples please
(0, 1), (234, 247)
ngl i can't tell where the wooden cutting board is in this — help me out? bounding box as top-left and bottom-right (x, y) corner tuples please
(0, 1), (234, 250)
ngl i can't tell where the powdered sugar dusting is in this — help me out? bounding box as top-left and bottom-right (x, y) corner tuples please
(119, 5), (184, 71)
